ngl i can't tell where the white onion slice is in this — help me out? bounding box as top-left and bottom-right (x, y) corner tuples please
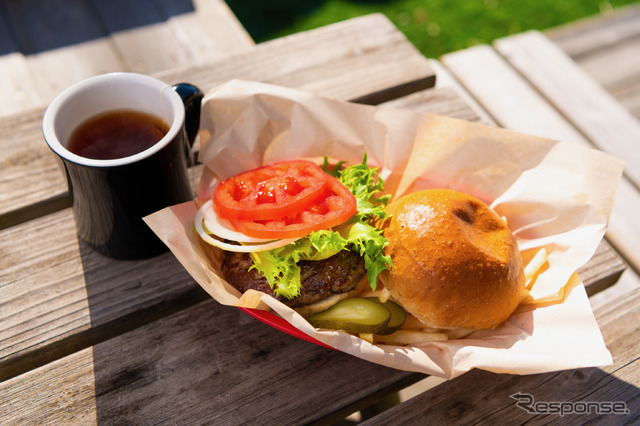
(194, 200), (299, 252)
(201, 199), (272, 243)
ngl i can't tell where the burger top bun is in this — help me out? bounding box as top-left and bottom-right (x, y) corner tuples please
(383, 189), (525, 330)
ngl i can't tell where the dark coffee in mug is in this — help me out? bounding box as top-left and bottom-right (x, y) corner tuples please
(67, 109), (170, 160)
(43, 72), (203, 259)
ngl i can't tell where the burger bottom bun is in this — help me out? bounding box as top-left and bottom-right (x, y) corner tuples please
(384, 189), (525, 330)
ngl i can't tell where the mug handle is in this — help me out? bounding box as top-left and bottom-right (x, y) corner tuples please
(172, 83), (204, 147)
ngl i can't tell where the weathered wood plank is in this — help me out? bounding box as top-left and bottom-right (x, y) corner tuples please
(155, 13), (435, 104)
(441, 41), (640, 277)
(0, 235), (626, 422)
(494, 31), (640, 189)
(0, 85), (461, 383)
(163, 0), (255, 64)
(89, 0), (193, 73)
(0, 107), (68, 230)
(590, 268), (640, 312)
(441, 44), (587, 143)
(0, 170), (206, 382)
(0, 14), (435, 229)
(1, 0), (107, 54)
(0, 16), (436, 381)
(0, 90), (623, 386)
(361, 287), (640, 425)
(545, 4), (640, 60)
(1, 0), (125, 104)
(0, 53), (43, 116)
(547, 5), (640, 121)
(427, 58), (496, 124)
(0, 346), (98, 423)
(572, 37), (640, 95)
(617, 81), (640, 121)
(0, 0), (254, 116)
(91, 0), (254, 72)
(568, 35), (640, 120)
(0, 298), (423, 425)
(604, 179), (640, 276)
(381, 83), (492, 125)
(26, 40), (126, 106)
(581, 240), (626, 297)
(0, 5), (44, 116)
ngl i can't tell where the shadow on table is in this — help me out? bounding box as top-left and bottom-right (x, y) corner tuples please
(76, 237), (628, 424)
(0, 0), (196, 55)
(77, 238), (423, 423)
(371, 365), (639, 424)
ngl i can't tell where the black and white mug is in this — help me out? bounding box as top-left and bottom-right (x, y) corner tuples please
(43, 72), (203, 259)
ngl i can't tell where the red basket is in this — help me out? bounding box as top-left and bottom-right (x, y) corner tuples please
(238, 307), (334, 350)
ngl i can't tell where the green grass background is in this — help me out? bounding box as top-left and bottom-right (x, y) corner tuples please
(225, 0), (638, 58)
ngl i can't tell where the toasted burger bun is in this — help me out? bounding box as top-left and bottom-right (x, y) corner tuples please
(383, 189), (525, 330)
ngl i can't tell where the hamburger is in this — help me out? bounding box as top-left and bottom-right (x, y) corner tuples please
(194, 155), (393, 314)
(382, 189), (525, 330)
(195, 156), (526, 339)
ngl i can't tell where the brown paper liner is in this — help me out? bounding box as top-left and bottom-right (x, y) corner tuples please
(145, 80), (623, 378)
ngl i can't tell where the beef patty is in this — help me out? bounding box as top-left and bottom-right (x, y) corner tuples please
(221, 249), (366, 307)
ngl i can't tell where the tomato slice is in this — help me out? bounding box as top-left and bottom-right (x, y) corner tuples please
(213, 160), (329, 221)
(230, 175), (357, 239)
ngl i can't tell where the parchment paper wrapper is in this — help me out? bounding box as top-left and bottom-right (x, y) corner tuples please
(145, 80), (624, 379)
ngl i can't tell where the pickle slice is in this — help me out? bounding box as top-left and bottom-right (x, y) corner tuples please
(307, 298), (391, 334)
(367, 298), (407, 335)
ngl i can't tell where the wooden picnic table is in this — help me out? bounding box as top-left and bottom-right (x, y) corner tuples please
(1, 12), (638, 424)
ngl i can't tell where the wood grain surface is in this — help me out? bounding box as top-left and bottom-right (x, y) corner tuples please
(495, 31), (640, 189)
(0, 13), (437, 386)
(0, 0), (254, 116)
(0, 82), (625, 415)
(0, 10), (634, 424)
(0, 298), (423, 424)
(441, 31), (640, 280)
(0, 14), (435, 230)
(547, 4), (640, 119)
(3, 85), (469, 384)
(360, 287), (640, 425)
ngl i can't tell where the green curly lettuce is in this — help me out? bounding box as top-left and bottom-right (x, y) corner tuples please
(249, 154), (393, 299)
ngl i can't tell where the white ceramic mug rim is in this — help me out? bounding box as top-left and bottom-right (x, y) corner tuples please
(42, 72), (185, 168)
